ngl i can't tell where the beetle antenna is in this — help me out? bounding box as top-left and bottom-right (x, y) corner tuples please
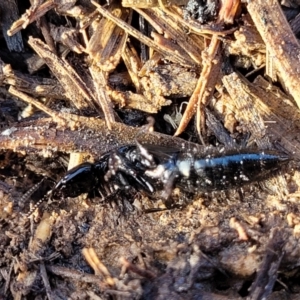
(24, 190), (52, 218)
(19, 178), (45, 205)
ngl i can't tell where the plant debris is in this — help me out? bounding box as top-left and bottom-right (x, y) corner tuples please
(1, 0), (300, 299)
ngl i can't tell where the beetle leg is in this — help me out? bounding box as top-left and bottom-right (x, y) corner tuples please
(105, 149), (155, 193)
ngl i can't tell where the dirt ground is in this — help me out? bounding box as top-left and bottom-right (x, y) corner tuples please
(1, 0), (300, 299)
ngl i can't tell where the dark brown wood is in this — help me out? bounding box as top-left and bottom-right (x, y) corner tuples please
(0, 0), (24, 52)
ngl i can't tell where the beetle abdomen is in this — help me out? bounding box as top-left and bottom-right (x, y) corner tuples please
(176, 151), (290, 193)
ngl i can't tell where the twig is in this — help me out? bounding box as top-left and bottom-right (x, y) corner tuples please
(248, 228), (286, 300)
(46, 265), (109, 290)
(174, 35), (221, 138)
(8, 86), (81, 129)
(89, 67), (115, 130)
(221, 72), (266, 142)
(4, 261), (13, 294)
(5, 87), (197, 157)
(28, 37), (98, 112)
(119, 257), (156, 280)
(82, 248), (115, 287)
(174, 0), (240, 137)
(135, 7), (203, 64)
(247, 0), (300, 108)
(7, 0), (56, 36)
(40, 262), (54, 300)
(91, 0), (194, 67)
